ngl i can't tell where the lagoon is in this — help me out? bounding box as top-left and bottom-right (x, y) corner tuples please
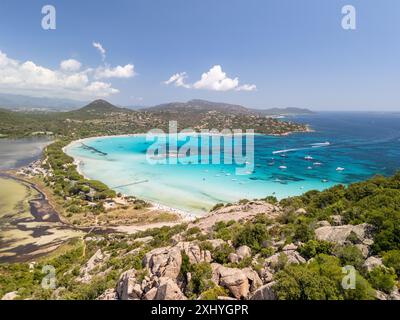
(0, 137), (53, 170)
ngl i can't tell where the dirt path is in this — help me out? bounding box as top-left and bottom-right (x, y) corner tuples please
(110, 221), (183, 234)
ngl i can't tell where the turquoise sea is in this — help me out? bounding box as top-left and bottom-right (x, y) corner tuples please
(65, 112), (400, 215)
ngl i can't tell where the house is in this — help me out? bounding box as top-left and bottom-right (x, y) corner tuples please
(103, 200), (117, 211)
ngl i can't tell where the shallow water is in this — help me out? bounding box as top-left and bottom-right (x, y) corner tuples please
(0, 137), (53, 170)
(65, 112), (400, 215)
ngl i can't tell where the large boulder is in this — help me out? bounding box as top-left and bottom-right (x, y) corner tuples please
(211, 263), (262, 299)
(154, 278), (187, 300)
(1, 291), (18, 300)
(315, 223), (373, 245)
(282, 243), (298, 252)
(250, 282), (277, 300)
(236, 246), (252, 261)
(143, 246), (182, 280)
(363, 256), (383, 272)
(176, 242), (212, 264)
(265, 250), (306, 267)
(211, 264), (250, 299)
(295, 208), (307, 215)
(143, 287), (158, 300)
(207, 239), (226, 249)
(228, 253), (239, 264)
(257, 266), (274, 284)
(242, 268), (263, 292)
(116, 269), (142, 300)
(220, 269), (249, 299)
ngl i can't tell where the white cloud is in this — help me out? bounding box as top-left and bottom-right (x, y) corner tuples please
(60, 59), (82, 72)
(0, 50), (120, 99)
(193, 65), (239, 91)
(93, 42), (106, 61)
(236, 84), (257, 92)
(95, 64), (135, 79)
(86, 81), (119, 95)
(164, 65), (256, 92)
(163, 72), (191, 88)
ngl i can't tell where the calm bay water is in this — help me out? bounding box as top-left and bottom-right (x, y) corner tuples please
(65, 112), (400, 214)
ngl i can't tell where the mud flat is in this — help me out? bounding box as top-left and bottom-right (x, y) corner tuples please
(0, 174), (84, 263)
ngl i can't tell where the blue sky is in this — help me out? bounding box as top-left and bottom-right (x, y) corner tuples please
(0, 0), (399, 110)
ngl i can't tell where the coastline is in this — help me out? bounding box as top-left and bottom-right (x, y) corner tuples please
(63, 126), (314, 218)
(66, 142), (197, 221)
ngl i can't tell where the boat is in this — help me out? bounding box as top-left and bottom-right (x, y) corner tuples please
(313, 162), (322, 166)
(279, 165), (287, 170)
(280, 154), (288, 158)
(268, 162), (275, 166)
(304, 155), (313, 160)
(336, 167), (345, 171)
(307, 166), (313, 170)
(321, 179), (329, 183)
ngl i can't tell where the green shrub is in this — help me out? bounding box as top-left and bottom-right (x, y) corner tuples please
(212, 243), (235, 265)
(298, 240), (333, 260)
(273, 264), (341, 300)
(334, 245), (365, 270)
(211, 203), (224, 211)
(233, 223), (269, 252)
(185, 262), (214, 297)
(367, 267), (397, 294)
(199, 286), (229, 300)
(382, 250), (400, 276)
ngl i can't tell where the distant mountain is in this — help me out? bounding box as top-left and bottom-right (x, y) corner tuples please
(144, 99), (249, 114)
(77, 99), (129, 114)
(141, 99), (313, 116)
(0, 93), (87, 111)
(0, 99), (310, 137)
(249, 107), (314, 116)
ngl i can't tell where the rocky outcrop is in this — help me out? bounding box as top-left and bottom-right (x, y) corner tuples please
(257, 266), (274, 284)
(97, 288), (118, 300)
(363, 256), (383, 272)
(190, 201), (280, 231)
(295, 208), (307, 215)
(316, 220), (331, 228)
(218, 266), (250, 299)
(176, 242), (212, 264)
(1, 291), (18, 300)
(116, 270), (143, 300)
(315, 223), (373, 245)
(134, 236), (153, 244)
(77, 249), (110, 283)
(143, 246), (182, 280)
(242, 268), (263, 292)
(376, 289), (400, 301)
(207, 239), (226, 249)
(228, 253), (239, 264)
(154, 278), (187, 300)
(211, 263), (262, 299)
(250, 282), (277, 300)
(331, 215), (343, 226)
(236, 245), (252, 261)
(265, 245), (306, 267)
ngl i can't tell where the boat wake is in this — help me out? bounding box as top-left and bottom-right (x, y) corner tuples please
(272, 142), (330, 155)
